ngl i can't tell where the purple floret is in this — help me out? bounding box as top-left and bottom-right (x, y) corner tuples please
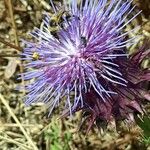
(21, 0), (148, 122)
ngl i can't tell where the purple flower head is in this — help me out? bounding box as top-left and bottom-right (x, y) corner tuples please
(21, 0), (143, 117)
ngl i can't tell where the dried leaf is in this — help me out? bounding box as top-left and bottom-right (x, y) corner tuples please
(4, 58), (17, 79)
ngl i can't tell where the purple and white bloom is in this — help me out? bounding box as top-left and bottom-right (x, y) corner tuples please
(21, 0), (142, 116)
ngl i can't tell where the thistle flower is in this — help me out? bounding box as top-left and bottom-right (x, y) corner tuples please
(21, 0), (148, 121)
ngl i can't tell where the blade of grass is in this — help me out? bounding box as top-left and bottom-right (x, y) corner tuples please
(0, 94), (38, 150)
(0, 135), (31, 150)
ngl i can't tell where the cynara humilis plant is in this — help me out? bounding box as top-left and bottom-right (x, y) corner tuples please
(20, 0), (150, 131)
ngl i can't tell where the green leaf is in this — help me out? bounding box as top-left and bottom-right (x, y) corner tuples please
(51, 142), (62, 150)
(136, 116), (150, 138)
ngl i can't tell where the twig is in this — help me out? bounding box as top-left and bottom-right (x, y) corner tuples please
(7, 0), (19, 46)
(0, 123), (43, 128)
(5, 131), (24, 138)
(0, 94), (38, 150)
(0, 54), (20, 57)
(0, 37), (22, 51)
(7, 0), (25, 94)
